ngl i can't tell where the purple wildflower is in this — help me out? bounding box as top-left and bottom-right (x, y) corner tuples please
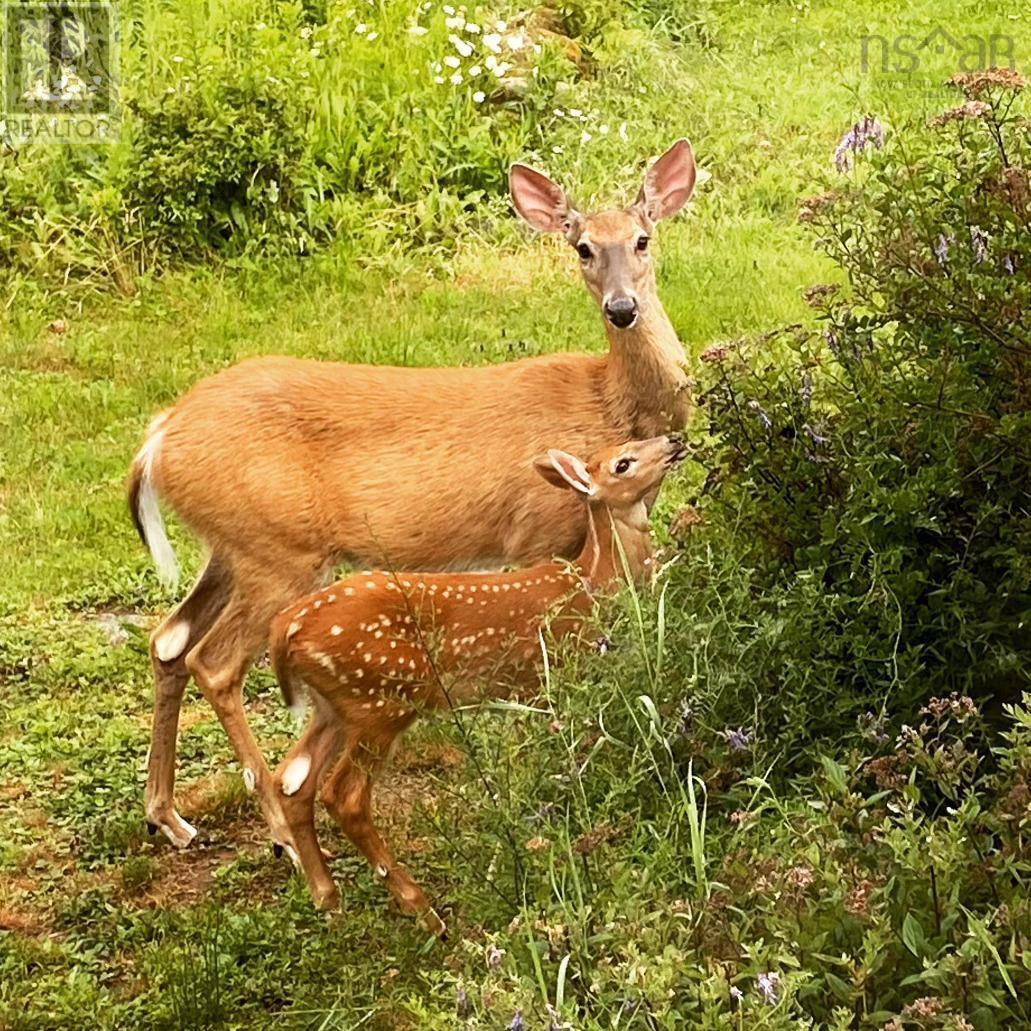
(757, 971), (781, 1004)
(730, 985), (744, 1007)
(594, 634), (612, 656)
(487, 946), (505, 970)
(746, 399), (772, 431)
(824, 329), (842, 359)
(801, 372), (813, 407)
(970, 225), (990, 264)
(834, 115), (885, 171)
(934, 233), (956, 266)
(1004, 254), (1016, 275)
(456, 985), (471, 1018)
(723, 727), (751, 752)
(509, 1010), (525, 1031)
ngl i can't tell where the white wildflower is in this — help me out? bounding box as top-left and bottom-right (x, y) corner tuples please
(495, 19), (507, 30)
(366, 30), (378, 41)
(473, 90), (485, 102)
(469, 65), (481, 76)
(443, 3), (454, 12)
(482, 32), (502, 53)
(492, 61), (511, 77)
(618, 121), (628, 140)
(450, 71), (463, 84)
(552, 145), (564, 154)
(465, 22), (480, 33)
(354, 22), (367, 34)
(599, 123), (609, 134)
(300, 25), (312, 38)
(443, 54), (461, 68)
(172, 54), (184, 63)
(450, 33), (473, 57)
(434, 75), (445, 84)
(568, 107), (583, 118)
(408, 24), (428, 35)
(445, 15), (464, 28)
(581, 130), (592, 142)
(506, 33), (526, 51)
(254, 21), (266, 30)
(485, 54), (498, 70)
(553, 107), (564, 116)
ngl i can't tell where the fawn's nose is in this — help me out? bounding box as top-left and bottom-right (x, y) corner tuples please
(604, 297), (638, 329)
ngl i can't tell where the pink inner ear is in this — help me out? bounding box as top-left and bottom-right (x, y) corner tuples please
(643, 140), (696, 221)
(511, 166), (568, 232)
(548, 449), (593, 493)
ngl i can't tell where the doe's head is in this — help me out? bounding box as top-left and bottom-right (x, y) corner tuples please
(534, 435), (686, 512)
(510, 140), (696, 331)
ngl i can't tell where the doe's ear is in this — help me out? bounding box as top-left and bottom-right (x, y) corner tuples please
(635, 138), (696, 223)
(510, 163), (581, 235)
(533, 449), (595, 495)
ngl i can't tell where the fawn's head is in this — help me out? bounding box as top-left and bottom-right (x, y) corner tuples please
(510, 140), (696, 331)
(534, 435), (685, 517)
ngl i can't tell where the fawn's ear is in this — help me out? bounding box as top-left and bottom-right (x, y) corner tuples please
(635, 138), (696, 223)
(534, 449), (596, 495)
(510, 164), (581, 235)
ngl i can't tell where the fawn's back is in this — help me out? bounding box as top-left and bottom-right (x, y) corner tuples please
(271, 564), (588, 711)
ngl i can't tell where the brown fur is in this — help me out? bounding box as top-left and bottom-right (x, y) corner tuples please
(266, 437), (684, 932)
(129, 141), (698, 852)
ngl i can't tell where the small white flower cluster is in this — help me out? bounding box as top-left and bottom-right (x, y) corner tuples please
(419, 5), (543, 102)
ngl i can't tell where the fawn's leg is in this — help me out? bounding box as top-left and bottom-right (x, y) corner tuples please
(320, 726), (446, 936)
(273, 699), (344, 910)
(145, 557), (232, 847)
(185, 557), (324, 848)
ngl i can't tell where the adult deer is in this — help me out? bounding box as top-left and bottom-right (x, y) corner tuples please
(129, 139), (697, 851)
(268, 435), (685, 935)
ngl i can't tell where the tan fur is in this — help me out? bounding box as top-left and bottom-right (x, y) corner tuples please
(130, 141), (697, 851)
(267, 437), (684, 933)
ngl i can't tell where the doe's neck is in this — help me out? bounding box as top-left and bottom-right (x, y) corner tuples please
(602, 284), (690, 436)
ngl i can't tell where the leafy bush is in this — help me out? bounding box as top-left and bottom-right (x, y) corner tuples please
(0, 0), (684, 293)
(689, 73), (1031, 746)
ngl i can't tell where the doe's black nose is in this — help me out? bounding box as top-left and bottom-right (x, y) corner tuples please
(604, 297), (638, 328)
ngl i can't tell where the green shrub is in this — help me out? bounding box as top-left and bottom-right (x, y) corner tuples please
(689, 74), (1031, 746)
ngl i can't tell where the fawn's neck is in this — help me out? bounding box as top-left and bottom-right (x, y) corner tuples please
(573, 502), (654, 594)
(603, 285), (690, 436)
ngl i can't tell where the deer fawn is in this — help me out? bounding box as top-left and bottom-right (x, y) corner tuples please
(267, 435), (685, 934)
(129, 140), (697, 852)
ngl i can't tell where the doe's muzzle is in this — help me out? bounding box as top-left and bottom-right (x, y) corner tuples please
(604, 296), (638, 329)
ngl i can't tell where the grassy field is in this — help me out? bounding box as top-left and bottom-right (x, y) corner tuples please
(2, 1), (1029, 1027)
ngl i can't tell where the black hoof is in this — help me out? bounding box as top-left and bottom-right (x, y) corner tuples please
(146, 822), (158, 836)
(273, 842), (284, 859)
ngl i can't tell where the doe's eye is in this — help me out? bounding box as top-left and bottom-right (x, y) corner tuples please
(576, 243), (592, 260)
(636, 236), (650, 253)
(614, 457), (633, 474)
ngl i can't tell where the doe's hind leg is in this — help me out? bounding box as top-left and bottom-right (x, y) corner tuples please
(145, 557), (232, 847)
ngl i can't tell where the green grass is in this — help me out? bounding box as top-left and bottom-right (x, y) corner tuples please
(2, 0), (1029, 1027)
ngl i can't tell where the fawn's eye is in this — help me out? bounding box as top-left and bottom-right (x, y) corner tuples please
(636, 236), (650, 253)
(577, 243), (593, 260)
(614, 457), (634, 475)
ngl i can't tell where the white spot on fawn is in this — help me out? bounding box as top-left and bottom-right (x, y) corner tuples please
(243, 767), (256, 793)
(281, 754), (311, 796)
(331, 625), (343, 635)
(287, 621), (302, 638)
(155, 621), (190, 663)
